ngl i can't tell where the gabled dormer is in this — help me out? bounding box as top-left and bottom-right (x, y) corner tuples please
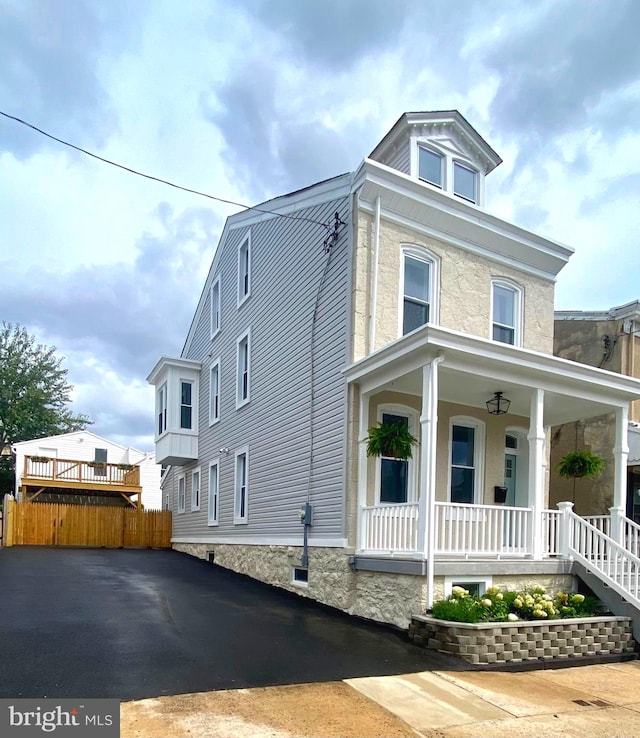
(369, 111), (502, 208)
(147, 356), (201, 465)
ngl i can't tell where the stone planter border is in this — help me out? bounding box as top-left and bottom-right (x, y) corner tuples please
(409, 614), (635, 665)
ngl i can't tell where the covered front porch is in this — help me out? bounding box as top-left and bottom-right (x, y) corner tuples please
(346, 325), (640, 605)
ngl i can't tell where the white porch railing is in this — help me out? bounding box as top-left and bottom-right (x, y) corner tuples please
(584, 515), (610, 537)
(542, 509), (561, 556)
(624, 516), (640, 558)
(360, 503), (419, 552)
(568, 510), (640, 609)
(434, 502), (532, 557)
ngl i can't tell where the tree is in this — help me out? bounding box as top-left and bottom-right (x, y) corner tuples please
(0, 323), (91, 492)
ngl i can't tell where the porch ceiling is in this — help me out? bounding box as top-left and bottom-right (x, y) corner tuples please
(345, 324), (640, 427)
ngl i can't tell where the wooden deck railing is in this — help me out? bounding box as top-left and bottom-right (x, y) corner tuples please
(23, 456), (141, 488)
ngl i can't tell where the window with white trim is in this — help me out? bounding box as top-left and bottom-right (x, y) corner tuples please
(376, 405), (418, 504)
(403, 254), (431, 334)
(236, 330), (250, 408)
(449, 417), (485, 504)
(418, 146), (443, 188)
(453, 161), (478, 203)
(157, 383), (167, 435)
(180, 380), (193, 429)
(210, 276), (221, 338)
(238, 235), (250, 305)
(209, 359), (220, 425)
(444, 576), (492, 597)
(177, 475), (186, 513)
(208, 460), (219, 526)
(234, 447), (249, 524)
(191, 468), (201, 511)
(492, 280), (522, 346)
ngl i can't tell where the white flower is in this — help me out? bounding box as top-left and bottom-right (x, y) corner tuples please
(513, 597), (523, 608)
(481, 598), (492, 608)
(507, 613), (519, 621)
(495, 592), (503, 601)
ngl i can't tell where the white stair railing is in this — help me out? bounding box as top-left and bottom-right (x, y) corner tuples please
(567, 508), (640, 610)
(624, 516), (640, 558)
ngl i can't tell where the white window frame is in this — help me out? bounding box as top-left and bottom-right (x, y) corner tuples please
(447, 416), (485, 504)
(490, 279), (523, 347)
(417, 145), (444, 189)
(234, 446), (249, 524)
(210, 275), (221, 339)
(398, 245), (440, 337)
(179, 379), (194, 430)
(236, 328), (251, 409)
(444, 575), (492, 598)
(374, 404), (420, 505)
(453, 160), (479, 204)
(208, 459), (220, 526)
(191, 467), (201, 511)
(238, 232), (251, 307)
(209, 358), (221, 426)
(177, 474), (186, 514)
(157, 383), (167, 437)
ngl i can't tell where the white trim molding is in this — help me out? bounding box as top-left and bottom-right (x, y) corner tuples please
(237, 230), (251, 308)
(234, 445), (249, 524)
(236, 328), (251, 409)
(191, 466), (201, 512)
(208, 458), (220, 526)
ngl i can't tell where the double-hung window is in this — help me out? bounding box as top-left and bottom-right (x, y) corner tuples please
(379, 412), (411, 503)
(492, 281), (522, 346)
(403, 254), (431, 334)
(236, 330), (250, 408)
(418, 146), (443, 188)
(453, 161), (478, 203)
(449, 418), (484, 504)
(157, 384), (167, 435)
(191, 468), (201, 511)
(210, 277), (221, 338)
(238, 236), (250, 305)
(178, 475), (186, 513)
(209, 359), (220, 425)
(180, 381), (193, 429)
(208, 460), (219, 526)
(234, 447), (248, 524)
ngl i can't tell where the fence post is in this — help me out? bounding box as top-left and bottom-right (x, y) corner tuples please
(609, 506), (625, 546)
(557, 501), (574, 558)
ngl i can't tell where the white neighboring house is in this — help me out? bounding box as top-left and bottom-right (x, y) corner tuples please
(13, 430), (162, 510)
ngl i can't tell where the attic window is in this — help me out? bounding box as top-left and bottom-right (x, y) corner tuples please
(418, 147), (443, 188)
(453, 162), (477, 203)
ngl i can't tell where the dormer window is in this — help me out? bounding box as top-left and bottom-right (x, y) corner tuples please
(418, 147), (443, 188)
(453, 162), (477, 204)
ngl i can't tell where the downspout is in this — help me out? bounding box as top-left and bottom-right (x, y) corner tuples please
(425, 354), (444, 610)
(368, 196), (381, 354)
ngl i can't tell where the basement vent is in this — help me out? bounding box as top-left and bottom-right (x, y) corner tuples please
(207, 551), (215, 564)
(292, 567), (309, 585)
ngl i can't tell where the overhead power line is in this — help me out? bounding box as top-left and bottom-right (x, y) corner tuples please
(0, 109), (330, 230)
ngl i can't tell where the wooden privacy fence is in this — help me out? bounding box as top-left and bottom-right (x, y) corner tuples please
(2, 498), (172, 548)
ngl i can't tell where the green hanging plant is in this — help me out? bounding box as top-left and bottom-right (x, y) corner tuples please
(557, 450), (605, 480)
(366, 421), (418, 460)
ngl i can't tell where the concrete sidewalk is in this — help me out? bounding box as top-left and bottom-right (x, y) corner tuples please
(121, 661), (640, 738)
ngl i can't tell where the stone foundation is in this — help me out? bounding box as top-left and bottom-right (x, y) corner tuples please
(409, 615), (635, 664)
(173, 542), (426, 628)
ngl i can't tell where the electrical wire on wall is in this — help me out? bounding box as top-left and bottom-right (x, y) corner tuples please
(301, 212), (346, 566)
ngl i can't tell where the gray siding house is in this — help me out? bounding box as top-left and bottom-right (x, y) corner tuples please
(149, 111), (640, 629)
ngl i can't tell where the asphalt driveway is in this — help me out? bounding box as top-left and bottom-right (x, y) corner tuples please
(0, 547), (463, 700)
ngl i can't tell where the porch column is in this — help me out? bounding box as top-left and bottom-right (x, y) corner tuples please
(420, 355), (443, 609)
(613, 405), (629, 512)
(528, 389), (546, 560)
(356, 389), (371, 553)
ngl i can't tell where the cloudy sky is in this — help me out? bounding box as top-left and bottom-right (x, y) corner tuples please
(1, 0), (639, 451)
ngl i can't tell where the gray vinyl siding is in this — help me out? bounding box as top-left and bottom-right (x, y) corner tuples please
(173, 188), (350, 541)
(382, 143), (411, 175)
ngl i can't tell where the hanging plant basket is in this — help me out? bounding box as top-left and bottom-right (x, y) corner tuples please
(557, 450), (604, 479)
(117, 463), (134, 471)
(366, 421), (418, 460)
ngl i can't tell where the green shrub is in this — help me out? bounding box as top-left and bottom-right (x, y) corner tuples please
(431, 585), (604, 624)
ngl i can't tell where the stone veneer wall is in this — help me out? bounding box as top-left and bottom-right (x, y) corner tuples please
(173, 542), (579, 630)
(173, 542), (426, 628)
(409, 615), (635, 665)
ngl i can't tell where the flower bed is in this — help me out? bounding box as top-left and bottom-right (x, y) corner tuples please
(409, 613), (634, 665)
